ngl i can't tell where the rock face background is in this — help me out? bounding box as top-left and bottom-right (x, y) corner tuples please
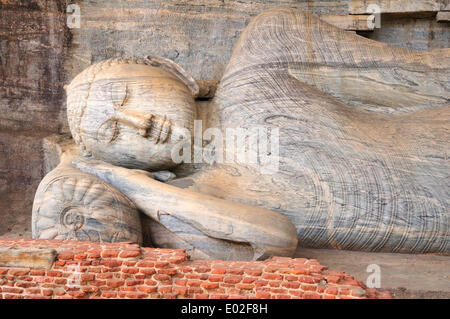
(0, 0), (449, 239)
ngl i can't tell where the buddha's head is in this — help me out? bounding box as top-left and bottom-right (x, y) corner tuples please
(66, 56), (198, 170)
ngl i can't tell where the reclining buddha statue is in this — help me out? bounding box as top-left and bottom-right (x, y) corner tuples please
(33, 8), (449, 259)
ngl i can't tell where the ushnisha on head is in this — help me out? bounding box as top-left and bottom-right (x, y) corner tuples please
(66, 56), (199, 171)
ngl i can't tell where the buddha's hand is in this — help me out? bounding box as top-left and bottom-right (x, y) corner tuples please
(73, 156), (298, 260)
(72, 157), (154, 182)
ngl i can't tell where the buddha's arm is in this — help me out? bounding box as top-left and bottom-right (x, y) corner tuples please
(73, 157), (298, 259)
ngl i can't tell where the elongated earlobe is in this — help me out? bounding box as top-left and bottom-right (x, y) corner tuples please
(146, 55), (200, 98)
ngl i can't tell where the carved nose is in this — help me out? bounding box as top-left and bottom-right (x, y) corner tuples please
(146, 115), (171, 144)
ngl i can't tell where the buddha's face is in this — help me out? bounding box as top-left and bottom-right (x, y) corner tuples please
(72, 63), (195, 170)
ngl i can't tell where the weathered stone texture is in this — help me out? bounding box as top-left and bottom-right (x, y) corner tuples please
(0, 131), (47, 238)
(0, 0), (70, 132)
(0, 247), (56, 269)
(358, 14), (450, 50)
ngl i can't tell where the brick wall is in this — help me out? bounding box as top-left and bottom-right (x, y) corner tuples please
(0, 238), (391, 299)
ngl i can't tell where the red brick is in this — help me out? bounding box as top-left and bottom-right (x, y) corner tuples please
(180, 266), (193, 273)
(101, 260), (122, 268)
(173, 286), (188, 296)
(87, 267), (102, 273)
(301, 284), (317, 292)
(54, 289), (66, 296)
(268, 280), (281, 287)
(340, 288), (351, 296)
(304, 292), (321, 299)
(377, 290), (392, 299)
(292, 266), (310, 275)
(40, 289), (53, 296)
(25, 288), (42, 294)
(33, 276), (52, 283)
(244, 269), (262, 276)
(137, 260), (155, 267)
(187, 280), (202, 287)
(224, 275), (242, 284)
(194, 266), (211, 273)
(101, 250), (119, 258)
(294, 258), (308, 264)
(325, 275), (341, 284)
(15, 282), (37, 288)
(126, 280), (144, 286)
(119, 250), (141, 258)
(242, 277), (256, 284)
(289, 290), (304, 298)
(46, 270), (62, 277)
(157, 268), (177, 275)
(341, 279), (361, 287)
(123, 260), (137, 266)
(102, 292), (117, 298)
(9, 269), (30, 276)
(168, 256), (186, 264)
(270, 288), (288, 294)
(211, 268), (226, 274)
(144, 280), (157, 286)
(140, 268), (156, 275)
(29, 270), (45, 276)
(227, 268), (244, 275)
(309, 265), (325, 274)
(325, 287), (338, 295)
(74, 253), (87, 260)
(186, 273), (201, 279)
(153, 274), (171, 282)
(282, 282), (300, 289)
(122, 267), (139, 274)
(159, 286), (172, 293)
(262, 273), (283, 280)
(54, 278), (67, 285)
(4, 294), (24, 299)
(0, 268), (9, 275)
(255, 292), (271, 299)
(201, 282), (218, 289)
(58, 252), (74, 260)
(255, 280), (269, 287)
(90, 280), (107, 287)
(264, 266), (279, 273)
(107, 280), (125, 288)
(136, 286), (156, 294)
(68, 291), (86, 298)
(82, 286), (99, 293)
(155, 262), (169, 268)
(299, 276), (320, 284)
(2, 287), (23, 294)
(174, 279), (187, 286)
(188, 287), (203, 294)
(87, 250), (101, 258)
(236, 283), (254, 290)
(285, 275), (298, 281)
